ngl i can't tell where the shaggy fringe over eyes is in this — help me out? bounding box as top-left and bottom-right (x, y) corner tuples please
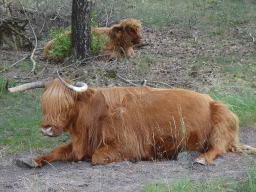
(120, 19), (141, 31)
(41, 79), (78, 126)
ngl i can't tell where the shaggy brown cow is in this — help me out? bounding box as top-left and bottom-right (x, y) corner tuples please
(43, 19), (142, 61)
(6, 74), (256, 167)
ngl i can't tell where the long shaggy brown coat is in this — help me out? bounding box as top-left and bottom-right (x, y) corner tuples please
(30, 79), (255, 167)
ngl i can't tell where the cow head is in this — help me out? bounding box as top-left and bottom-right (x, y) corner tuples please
(110, 19), (142, 46)
(6, 72), (88, 137)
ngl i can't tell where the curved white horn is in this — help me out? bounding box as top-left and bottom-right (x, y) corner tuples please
(57, 71), (88, 92)
(5, 79), (45, 93)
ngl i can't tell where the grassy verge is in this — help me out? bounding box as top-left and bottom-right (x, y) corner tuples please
(0, 77), (70, 155)
(143, 156), (256, 192)
(125, 0), (256, 33)
(209, 86), (256, 125)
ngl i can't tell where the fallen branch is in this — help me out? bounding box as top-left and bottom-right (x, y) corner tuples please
(249, 32), (255, 43)
(134, 43), (150, 49)
(149, 81), (173, 88)
(0, 56), (28, 74)
(116, 74), (140, 87)
(116, 74), (172, 88)
(18, 0), (38, 73)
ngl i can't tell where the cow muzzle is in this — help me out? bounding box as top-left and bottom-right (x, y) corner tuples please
(41, 126), (63, 137)
(132, 35), (142, 45)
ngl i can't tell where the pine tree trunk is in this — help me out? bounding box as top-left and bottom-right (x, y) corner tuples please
(71, 0), (91, 63)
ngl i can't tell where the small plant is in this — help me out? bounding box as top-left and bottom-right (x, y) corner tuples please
(91, 31), (108, 53)
(243, 154), (256, 192)
(91, 10), (108, 53)
(48, 27), (72, 59)
(143, 181), (170, 192)
(47, 10), (108, 58)
(106, 70), (117, 78)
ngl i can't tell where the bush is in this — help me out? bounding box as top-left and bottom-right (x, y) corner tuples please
(47, 10), (108, 59)
(48, 27), (72, 59)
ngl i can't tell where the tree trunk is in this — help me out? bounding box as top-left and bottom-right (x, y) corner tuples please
(71, 0), (91, 63)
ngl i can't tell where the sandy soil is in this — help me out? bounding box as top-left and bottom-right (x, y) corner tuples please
(1, 27), (256, 192)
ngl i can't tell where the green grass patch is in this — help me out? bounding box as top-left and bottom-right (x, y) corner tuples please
(143, 156), (256, 192)
(143, 177), (240, 192)
(243, 154), (256, 192)
(125, 0), (256, 36)
(209, 86), (256, 125)
(188, 52), (256, 84)
(0, 77), (70, 155)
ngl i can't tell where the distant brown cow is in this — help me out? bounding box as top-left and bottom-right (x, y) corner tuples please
(43, 19), (142, 61)
(6, 73), (256, 167)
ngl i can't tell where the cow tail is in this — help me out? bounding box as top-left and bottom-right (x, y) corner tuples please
(232, 143), (256, 154)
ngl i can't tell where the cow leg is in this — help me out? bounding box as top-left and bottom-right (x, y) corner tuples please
(92, 144), (125, 165)
(126, 48), (135, 57)
(195, 148), (224, 165)
(33, 142), (75, 167)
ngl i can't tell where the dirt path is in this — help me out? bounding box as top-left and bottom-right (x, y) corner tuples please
(0, 126), (255, 192)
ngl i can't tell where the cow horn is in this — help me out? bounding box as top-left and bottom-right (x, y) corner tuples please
(57, 71), (88, 92)
(5, 79), (45, 93)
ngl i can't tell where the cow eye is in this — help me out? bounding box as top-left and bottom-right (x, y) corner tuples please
(130, 29), (136, 34)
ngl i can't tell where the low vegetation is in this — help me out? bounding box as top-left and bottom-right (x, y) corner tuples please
(143, 154), (256, 192)
(0, 77), (70, 154)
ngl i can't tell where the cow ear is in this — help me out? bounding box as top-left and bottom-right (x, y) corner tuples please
(112, 26), (123, 33)
(77, 88), (95, 101)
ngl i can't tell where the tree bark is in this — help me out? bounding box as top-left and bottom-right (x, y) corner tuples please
(71, 0), (91, 63)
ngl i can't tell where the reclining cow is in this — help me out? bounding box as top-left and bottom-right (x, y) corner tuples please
(6, 73), (256, 167)
(43, 19), (142, 61)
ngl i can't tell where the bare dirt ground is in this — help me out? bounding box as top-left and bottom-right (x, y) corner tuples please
(0, 27), (256, 191)
(0, 126), (255, 192)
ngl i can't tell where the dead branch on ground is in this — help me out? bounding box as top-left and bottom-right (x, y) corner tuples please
(117, 74), (172, 88)
(0, 55), (28, 74)
(18, 0), (37, 73)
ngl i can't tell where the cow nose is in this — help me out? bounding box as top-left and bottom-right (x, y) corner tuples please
(41, 127), (53, 136)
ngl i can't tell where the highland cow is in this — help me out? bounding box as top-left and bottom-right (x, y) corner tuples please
(6, 73), (256, 167)
(43, 19), (142, 61)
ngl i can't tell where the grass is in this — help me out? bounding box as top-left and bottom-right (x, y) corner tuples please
(143, 156), (256, 191)
(126, 0), (256, 90)
(244, 155), (256, 192)
(143, 177), (246, 192)
(134, 54), (154, 73)
(209, 86), (256, 125)
(125, 0), (256, 33)
(0, 77), (70, 154)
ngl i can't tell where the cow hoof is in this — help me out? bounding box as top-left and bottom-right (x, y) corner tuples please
(13, 158), (38, 168)
(194, 158), (207, 165)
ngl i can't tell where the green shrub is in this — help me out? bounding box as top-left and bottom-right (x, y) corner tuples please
(91, 31), (107, 53)
(91, 10), (108, 53)
(48, 27), (72, 59)
(48, 27), (107, 58)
